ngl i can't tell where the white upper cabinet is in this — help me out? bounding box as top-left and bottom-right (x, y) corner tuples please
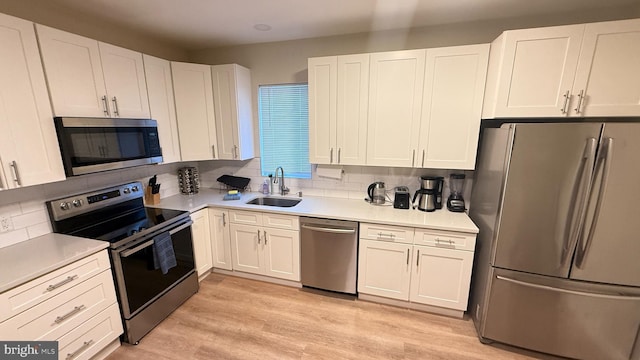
(308, 56), (337, 165)
(143, 54), (181, 163)
(419, 44), (489, 170)
(36, 24), (108, 117)
(98, 42), (150, 118)
(211, 64), (255, 160)
(337, 54), (369, 165)
(171, 61), (218, 161)
(367, 49), (425, 167)
(36, 24), (150, 118)
(0, 14), (65, 189)
(483, 18), (640, 118)
(572, 19), (640, 116)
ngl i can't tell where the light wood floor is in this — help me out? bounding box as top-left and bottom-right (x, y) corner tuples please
(106, 273), (560, 360)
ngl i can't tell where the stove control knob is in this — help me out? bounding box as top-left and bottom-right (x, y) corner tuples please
(72, 199), (83, 208)
(60, 202), (71, 210)
(131, 185), (139, 192)
(123, 187), (131, 194)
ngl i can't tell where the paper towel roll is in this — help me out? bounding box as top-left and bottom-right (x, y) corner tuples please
(316, 165), (343, 180)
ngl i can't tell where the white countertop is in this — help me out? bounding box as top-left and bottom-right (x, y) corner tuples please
(152, 190), (479, 234)
(0, 233), (108, 293)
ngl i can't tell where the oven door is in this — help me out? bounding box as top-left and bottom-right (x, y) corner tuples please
(54, 117), (163, 176)
(112, 219), (195, 318)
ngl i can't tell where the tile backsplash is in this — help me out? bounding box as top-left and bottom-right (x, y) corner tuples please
(0, 158), (473, 249)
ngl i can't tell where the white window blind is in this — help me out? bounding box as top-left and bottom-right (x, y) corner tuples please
(258, 84), (311, 178)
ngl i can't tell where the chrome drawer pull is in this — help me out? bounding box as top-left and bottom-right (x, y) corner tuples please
(46, 275), (78, 292)
(54, 305), (86, 324)
(377, 232), (396, 239)
(66, 339), (94, 360)
(264, 230), (267, 245)
(435, 238), (453, 245)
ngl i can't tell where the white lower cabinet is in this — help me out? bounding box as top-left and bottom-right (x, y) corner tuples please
(229, 210), (300, 281)
(0, 249), (122, 359)
(210, 208), (232, 270)
(191, 209), (213, 280)
(358, 223), (476, 312)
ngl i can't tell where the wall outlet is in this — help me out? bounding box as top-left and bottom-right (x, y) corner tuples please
(0, 216), (13, 233)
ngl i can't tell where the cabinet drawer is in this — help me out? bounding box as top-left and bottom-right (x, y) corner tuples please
(0, 270), (117, 341)
(57, 303), (122, 360)
(360, 223), (414, 244)
(414, 229), (476, 251)
(0, 250), (111, 322)
(229, 210), (263, 225)
(262, 213), (299, 230)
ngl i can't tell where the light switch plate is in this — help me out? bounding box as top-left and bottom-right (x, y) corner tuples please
(0, 216), (13, 233)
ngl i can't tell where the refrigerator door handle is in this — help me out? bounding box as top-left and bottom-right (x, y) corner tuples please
(576, 137), (613, 268)
(496, 275), (640, 301)
(562, 137), (597, 266)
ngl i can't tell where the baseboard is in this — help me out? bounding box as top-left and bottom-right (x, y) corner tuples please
(357, 293), (465, 319)
(212, 268), (302, 288)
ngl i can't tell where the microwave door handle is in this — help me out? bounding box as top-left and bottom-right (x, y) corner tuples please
(576, 137), (613, 268)
(561, 137), (597, 266)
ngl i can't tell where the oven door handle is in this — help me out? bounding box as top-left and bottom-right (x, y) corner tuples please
(169, 220), (193, 235)
(121, 240), (155, 258)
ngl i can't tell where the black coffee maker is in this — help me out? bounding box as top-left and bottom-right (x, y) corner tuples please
(412, 176), (443, 212)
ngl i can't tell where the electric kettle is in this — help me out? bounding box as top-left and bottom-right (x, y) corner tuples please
(367, 182), (386, 204)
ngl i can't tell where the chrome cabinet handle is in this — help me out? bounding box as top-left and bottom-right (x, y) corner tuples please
(222, 213), (226, 226)
(0, 157), (6, 190)
(66, 340), (94, 360)
(101, 95), (110, 116)
(111, 96), (120, 117)
(406, 249), (410, 265)
(421, 150), (425, 167)
(9, 161), (21, 186)
(330, 148), (333, 164)
(561, 90), (570, 114)
(212, 145), (216, 158)
(412, 149), (416, 167)
(574, 90), (585, 114)
(416, 249), (420, 267)
(257, 229), (261, 244)
(46, 275), (78, 292)
(54, 305), (86, 324)
(263, 230), (267, 244)
(233, 145), (238, 159)
(337, 148), (341, 164)
(435, 238), (453, 245)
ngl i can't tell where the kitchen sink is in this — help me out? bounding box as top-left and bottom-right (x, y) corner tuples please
(246, 197), (301, 207)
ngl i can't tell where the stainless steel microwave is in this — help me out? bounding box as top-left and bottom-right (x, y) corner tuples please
(54, 117), (163, 176)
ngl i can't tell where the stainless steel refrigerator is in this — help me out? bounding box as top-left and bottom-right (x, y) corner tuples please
(469, 122), (640, 360)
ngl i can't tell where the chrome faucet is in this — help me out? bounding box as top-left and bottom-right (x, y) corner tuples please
(274, 166), (289, 196)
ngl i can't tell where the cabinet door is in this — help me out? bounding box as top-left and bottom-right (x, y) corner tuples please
(212, 64), (239, 160)
(263, 228), (300, 281)
(308, 56), (337, 164)
(336, 54), (368, 165)
(572, 19), (640, 117)
(191, 209), (212, 279)
(209, 208), (232, 270)
(0, 14), (65, 189)
(231, 64), (254, 160)
(492, 24), (584, 118)
(420, 45), (489, 170)
(36, 24), (107, 117)
(171, 61), (218, 161)
(143, 54), (181, 163)
(229, 223), (263, 275)
(357, 239), (411, 300)
(410, 245), (473, 310)
(99, 42), (150, 118)
(367, 50), (425, 167)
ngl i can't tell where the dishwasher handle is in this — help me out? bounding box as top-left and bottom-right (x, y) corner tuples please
(301, 224), (356, 234)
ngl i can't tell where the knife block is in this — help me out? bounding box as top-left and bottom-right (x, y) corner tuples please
(145, 186), (160, 205)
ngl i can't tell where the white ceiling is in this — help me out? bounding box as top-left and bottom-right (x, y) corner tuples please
(49, 0), (638, 50)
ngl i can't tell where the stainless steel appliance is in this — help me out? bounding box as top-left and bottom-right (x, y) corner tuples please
(367, 181), (386, 204)
(54, 117), (163, 176)
(300, 217), (358, 294)
(393, 186), (411, 209)
(47, 182), (198, 344)
(447, 173), (466, 212)
(469, 122), (640, 360)
(412, 176), (443, 212)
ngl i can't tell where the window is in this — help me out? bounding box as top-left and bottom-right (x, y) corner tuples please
(258, 83), (311, 178)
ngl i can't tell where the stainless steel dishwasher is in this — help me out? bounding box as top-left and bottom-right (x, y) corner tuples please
(300, 217), (358, 294)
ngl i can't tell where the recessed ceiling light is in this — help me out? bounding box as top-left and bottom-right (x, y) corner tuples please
(253, 24), (272, 31)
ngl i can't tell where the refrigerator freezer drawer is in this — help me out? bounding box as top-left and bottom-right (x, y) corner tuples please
(482, 268), (640, 360)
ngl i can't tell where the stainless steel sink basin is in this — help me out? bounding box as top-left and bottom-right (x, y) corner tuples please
(246, 197), (301, 207)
